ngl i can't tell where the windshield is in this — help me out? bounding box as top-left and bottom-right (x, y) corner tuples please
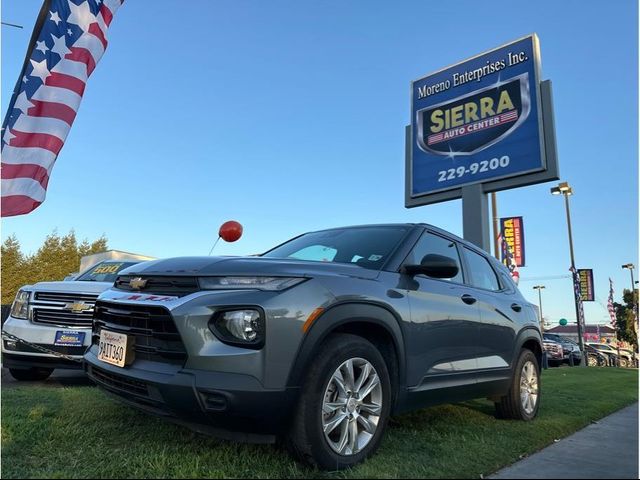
(262, 226), (411, 270)
(76, 261), (139, 282)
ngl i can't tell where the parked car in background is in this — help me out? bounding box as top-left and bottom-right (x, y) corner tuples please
(585, 342), (620, 367)
(2, 260), (141, 381)
(586, 342), (634, 368)
(543, 333), (581, 366)
(584, 344), (609, 367)
(84, 223), (543, 470)
(618, 348), (639, 368)
(543, 339), (564, 367)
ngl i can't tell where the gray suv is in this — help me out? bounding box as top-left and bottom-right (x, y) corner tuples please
(84, 224), (542, 470)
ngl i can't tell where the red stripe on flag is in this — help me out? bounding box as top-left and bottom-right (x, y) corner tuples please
(45, 73), (86, 96)
(65, 47), (96, 76)
(10, 130), (64, 155)
(100, 4), (114, 26)
(1, 163), (50, 189)
(89, 23), (108, 50)
(28, 100), (77, 126)
(1, 195), (43, 217)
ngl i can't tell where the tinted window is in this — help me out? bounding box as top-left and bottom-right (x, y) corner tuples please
(404, 231), (463, 283)
(262, 226), (410, 270)
(76, 261), (139, 282)
(464, 248), (500, 291)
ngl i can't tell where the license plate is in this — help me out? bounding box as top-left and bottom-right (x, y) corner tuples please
(98, 330), (134, 368)
(54, 330), (85, 347)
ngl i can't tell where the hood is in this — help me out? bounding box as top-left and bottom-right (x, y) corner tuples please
(28, 280), (114, 295)
(119, 256), (381, 280)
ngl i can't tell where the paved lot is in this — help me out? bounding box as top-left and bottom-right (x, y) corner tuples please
(1, 367), (93, 388)
(491, 403), (639, 479)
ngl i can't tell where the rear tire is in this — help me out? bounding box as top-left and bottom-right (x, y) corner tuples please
(587, 355), (599, 367)
(619, 358), (629, 368)
(287, 333), (392, 470)
(495, 349), (540, 421)
(8, 367), (53, 381)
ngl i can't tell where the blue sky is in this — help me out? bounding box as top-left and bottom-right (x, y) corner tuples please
(2, 0), (638, 326)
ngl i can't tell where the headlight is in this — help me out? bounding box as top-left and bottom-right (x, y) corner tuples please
(209, 308), (264, 348)
(10, 290), (31, 320)
(199, 276), (306, 291)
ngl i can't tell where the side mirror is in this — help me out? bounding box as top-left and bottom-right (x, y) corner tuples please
(403, 254), (459, 279)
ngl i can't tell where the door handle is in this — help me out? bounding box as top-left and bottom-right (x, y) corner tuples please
(511, 303), (522, 312)
(461, 294), (477, 305)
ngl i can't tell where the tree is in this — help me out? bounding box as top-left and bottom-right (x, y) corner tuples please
(1, 231), (108, 305)
(613, 288), (638, 347)
(1, 235), (26, 304)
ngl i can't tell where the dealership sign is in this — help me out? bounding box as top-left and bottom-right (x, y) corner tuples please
(407, 35), (556, 206)
(578, 269), (595, 302)
(500, 217), (525, 267)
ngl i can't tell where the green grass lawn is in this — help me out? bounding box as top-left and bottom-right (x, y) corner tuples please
(2, 367), (637, 478)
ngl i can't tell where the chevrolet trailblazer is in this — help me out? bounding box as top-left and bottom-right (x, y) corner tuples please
(84, 224), (542, 469)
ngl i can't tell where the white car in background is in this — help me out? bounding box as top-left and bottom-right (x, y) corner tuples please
(2, 260), (141, 381)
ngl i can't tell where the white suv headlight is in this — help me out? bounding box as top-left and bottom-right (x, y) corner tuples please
(199, 276), (306, 291)
(10, 290), (31, 320)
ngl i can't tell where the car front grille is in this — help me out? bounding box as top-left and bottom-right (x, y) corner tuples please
(92, 300), (187, 365)
(31, 291), (98, 328)
(114, 276), (199, 297)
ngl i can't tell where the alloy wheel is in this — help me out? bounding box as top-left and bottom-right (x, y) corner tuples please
(519, 360), (539, 415)
(322, 357), (383, 456)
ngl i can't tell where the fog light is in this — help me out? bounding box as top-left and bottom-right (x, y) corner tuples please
(209, 308), (264, 348)
(4, 340), (17, 350)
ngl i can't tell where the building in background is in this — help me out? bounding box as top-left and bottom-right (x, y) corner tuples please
(545, 324), (617, 344)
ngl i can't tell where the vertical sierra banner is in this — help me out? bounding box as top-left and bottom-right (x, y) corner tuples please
(500, 216), (525, 267)
(1, 0), (124, 217)
(408, 35), (547, 203)
(578, 269), (594, 302)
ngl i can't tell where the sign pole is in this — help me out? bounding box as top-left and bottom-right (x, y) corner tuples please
(462, 184), (490, 251)
(491, 193), (500, 260)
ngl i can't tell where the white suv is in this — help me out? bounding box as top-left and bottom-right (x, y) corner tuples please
(2, 261), (140, 381)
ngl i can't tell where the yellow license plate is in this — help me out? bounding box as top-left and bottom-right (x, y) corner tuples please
(98, 330), (134, 368)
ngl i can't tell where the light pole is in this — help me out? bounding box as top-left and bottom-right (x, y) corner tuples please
(551, 181), (586, 367)
(533, 285), (545, 331)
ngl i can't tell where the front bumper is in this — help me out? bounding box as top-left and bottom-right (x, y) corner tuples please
(84, 346), (298, 442)
(2, 315), (90, 370)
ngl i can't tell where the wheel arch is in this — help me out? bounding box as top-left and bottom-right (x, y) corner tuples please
(286, 302), (406, 410)
(515, 326), (543, 369)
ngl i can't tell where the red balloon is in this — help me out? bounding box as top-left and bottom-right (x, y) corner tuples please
(219, 221), (243, 242)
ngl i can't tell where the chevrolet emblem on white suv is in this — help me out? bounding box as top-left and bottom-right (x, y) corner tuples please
(63, 301), (92, 313)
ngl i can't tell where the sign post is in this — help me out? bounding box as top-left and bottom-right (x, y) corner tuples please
(406, 34), (559, 251)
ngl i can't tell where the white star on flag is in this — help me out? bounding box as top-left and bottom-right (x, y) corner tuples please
(67, 28), (73, 35)
(50, 33), (71, 58)
(3, 128), (16, 145)
(29, 58), (50, 82)
(67, 0), (95, 31)
(13, 91), (34, 115)
(22, 76), (28, 83)
(50, 11), (62, 25)
(36, 40), (49, 54)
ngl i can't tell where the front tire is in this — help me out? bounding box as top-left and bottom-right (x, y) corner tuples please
(495, 349), (540, 421)
(8, 367), (53, 381)
(287, 333), (392, 470)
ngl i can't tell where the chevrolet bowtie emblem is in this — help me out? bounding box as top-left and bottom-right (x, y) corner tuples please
(64, 301), (92, 313)
(129, 277), (148, 290)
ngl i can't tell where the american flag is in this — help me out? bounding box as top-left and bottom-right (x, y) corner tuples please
(607, 277), (617, 326)
(498, 232), (520, 285)
(1, 0), (123, 217)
